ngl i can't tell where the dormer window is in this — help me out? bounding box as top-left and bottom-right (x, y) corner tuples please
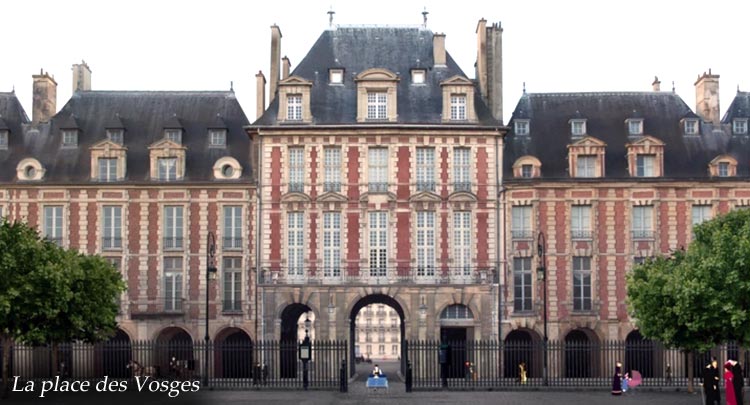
(576, 155), (596, 177)
(165, 129), (182, 144)
(515, 120), (529, 136)
(98, 158), (118, 182)
(158, 157), (178, 181)
(521, 164), (533, 178)
(62, 130), (78, 148)
(450, 94), (467, 121)
(287, 94), (303, 121)
(709, 155), (737, 177)
(512, 155), (542, 179)
(636, 154), (655, 177)
(626, 136), (664, 178)
(367, 92), (388, 120)
(627, 119), (644, 136)
(570, 119), (587, 137)
(734, 119), (749, 135)
(0, 130), (7, 150)
(412, 70), (425, 85)
(684, 119), (699, 135)
(209, 129), (227, 148)
(107, 129), (124, 145)
(329, 69), (343, 84)
(719, 162), (729, 177)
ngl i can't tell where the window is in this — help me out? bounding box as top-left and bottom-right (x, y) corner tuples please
(734, 119), (748, 135)
(576, 155), (596, 178)
(366, 92), (388, 120)
(369, 211), (388, 277)
(450, 94), (467, 121)
(0, 206), (3, 218)
(440, 304), (473, 319)
(453, 148), (471, 191)
(571, 205), (591, 239)
(287, 212), (304, 277)
(718, 162), (729, 177)
(163, 206), (184, 250)
(164, 257), (183, 311)
(102, 206), (122, 250)
(324, 147), (341, 192)
(323, 212), (341, 278)
(635, 154), (655, 177)
(416, 211), (435, 277)
(570, 119), (586, 136)
(368, 148), (388, 193)
(223, 257), (242, 312)
(287, 94), (302, 121)
(223, 206), (242, 250)
(392, 345), (398, 355)
(157, 157), (177, 181)
(412, 70), (425, 84)
(521, 164), (533, 178)
(43, 206), (63, 245)
(632, 206), (653, 239)
(366, 345), (371, 355)
(288, 147), (304, 192)
(515, 120), (529, 136)
(107, 129), (124, 145)
(62, 130), (78, 147)
(628, 119), (643, 135)
(513, 257), (532, 312)
(164, 129), (182, 144)
(692, 205), (712, 235)
(684, 119), (698, 135)
(416, 147), (435, 192)
(453, 211), (472, 278)
(572, 256), (592, 311)
(379, 345), (385, 355)
(511, 206), (532, 239)
(0, 131), (8, 150)
(209, 129), (226, 147)
(98, 158), (118, 182)
(378, 332), (385, 342)
(330, 69), (343, 84)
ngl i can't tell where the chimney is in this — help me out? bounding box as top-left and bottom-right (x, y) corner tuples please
(433, 33), (446, 66)
(255, 71), (266, 120)
(695, 69), (720, 125)
(32, 69), (57, 124)
(269, 25), (282, 103)
(282, 56), (291, 79)
(652, 76), (661, 92)
(476, 20), (503, 123)
(475, 19), (488, 99)
(72, 60), (92, 92)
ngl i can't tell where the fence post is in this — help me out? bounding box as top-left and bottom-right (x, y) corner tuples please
(406, 360), (412, 392)
(340, 358), (347, 393)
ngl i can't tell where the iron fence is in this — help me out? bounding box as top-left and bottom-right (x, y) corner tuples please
(3, 339), (348, 391)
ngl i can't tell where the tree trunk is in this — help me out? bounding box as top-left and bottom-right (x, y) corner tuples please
(51, 342), (58, 377)
(2, 334), (10, 398)
(687, 350), (694, 394)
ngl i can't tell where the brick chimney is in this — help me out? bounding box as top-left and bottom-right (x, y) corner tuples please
(255, 71), (266, 120)
(282, 56), (291, 80)
(476, 19), (503, 123)
(32, 69), (57, 124)
(269, 25), (282, 103)
(433, 33), (446, 67)
(652, 76), (661, 92)
(72, 60), (92, 92)
(695, 69), (720, 125)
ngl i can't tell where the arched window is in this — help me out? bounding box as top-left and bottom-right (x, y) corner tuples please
(440, 304), (474, 320)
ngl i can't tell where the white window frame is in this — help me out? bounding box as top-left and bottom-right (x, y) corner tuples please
(368, 211), (388, 278)
(571, 205), (591, 239)
(158, 157), (177, 181)
(164, 129), (182, 144)
(223, 257), (242, 312)
(287, 212), (305, 277)
(98, 157), (118, 182)
(287, 94), (303, 121)
(684, 119), (698, 135)
(570, 119), (586, 136)
(511, 205), (532, 239)
(209, 129), (227, 147)
(288, 147), (304, 192)
(521, 164), (533, 178)
(450, 94), (467, 121)
(576, 155), (596, 178)
(223, 206), (242, 250)
(368, 148), (388, 193)
(412, 70), (425, 84)
(323, 147), (341, 192)
(102, 205), (122, 250)
(106, 129), (124, 144)
(43, 205), (63, 245)
(416, 211), (435, 278)
(453, 211), (472, 278)
(366, 92), (388, 120)
(416, 147), (435, 192)
(62, 130), (78, 148)
(734, 119), (749, 135)
(514, 120), (529, 136)
(323, 212), (341, 278)
(718, 161), (730, 177)
(163, 206), (184, 250)
(691, 204), (712, 232)
(0, 130), (8, 150)
(628, 119), (644, 135)
(164, 257), (183, 311)
(572, 256), (592, 311)
(513, 257), (532, 312)
(636, 154), (655, 177)
(632, 206), (653, 239)
(453, 148), (471, 191)
(329, 69), (343, 85)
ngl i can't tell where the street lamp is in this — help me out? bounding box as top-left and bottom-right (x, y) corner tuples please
(204, 231), (218, 387)
(536, 231), (548, 386)
(299, 316), (312, 390)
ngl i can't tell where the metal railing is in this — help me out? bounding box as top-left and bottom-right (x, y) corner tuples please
(511, 229), (533, 240)
(102, 236), (122, 250)
(453, 182), (472, 192)
(288, 183), (304, 193)
(323, 181), (341, 193)
(163, 237), (184, 250)
(368, 182), (389, 193)
(416, 181), (436, 192)
(258, 266), (497, 286)
(44, 235), (63, 246)
(632, 230), (654, 240)
(223, 237), (243, 250)
(222, 299), (243, 313)
(571, 230), (592, 240)
(128, 297), (185, 317)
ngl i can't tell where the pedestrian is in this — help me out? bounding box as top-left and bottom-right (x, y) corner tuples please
(519, 362), (527, 384)
(621, 372), (630, 393)
(612, 361), (623, 395)
(729, 359), (744, 405)
(703, 357), (721, 405)
(725, 361), (737, 405)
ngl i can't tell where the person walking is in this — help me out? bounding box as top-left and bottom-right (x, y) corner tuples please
(704, 357), (721, 405)
(612, 362), (623, 395)
(725, 361), (737, 405)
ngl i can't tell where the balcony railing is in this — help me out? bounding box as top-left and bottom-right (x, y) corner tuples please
(453, 181), (472, 192)
(223, 237), (243, 250)
(258, 266), (496, 286)
(163, 237), (184, 250)
(416, 181), (436, 192)
(44, 235), (63, 246)
(368, 182), (389, 193)
(288, 182), (304, 193)
(102, 236), (122, 250)
(571, 230), (592, 240)
(222, 299), (243, 313)
(129, 297), (185, 317)
(632, 229), (654, 240)
(511, 229), (533, 240)
(323, 181), (341, 193)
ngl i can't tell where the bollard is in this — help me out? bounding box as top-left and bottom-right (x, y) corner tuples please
(340, 359), (348, 393)
(405, 360), (413, 393)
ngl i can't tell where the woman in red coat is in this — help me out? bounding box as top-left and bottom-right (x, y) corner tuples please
(725, 361), (737, 405)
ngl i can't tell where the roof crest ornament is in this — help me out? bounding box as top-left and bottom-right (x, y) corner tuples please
(328, 6), (335, 28)
(422, 7), (429, 28)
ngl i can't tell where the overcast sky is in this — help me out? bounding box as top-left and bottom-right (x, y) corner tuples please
(1, 0), (748, 124)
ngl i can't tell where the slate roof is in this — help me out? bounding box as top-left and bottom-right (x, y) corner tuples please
(0, 91), (251, 183)
(253, 26), (498, 127)
(505, 91), (750, 180)
(0, 92), (31, 176)
(723, 91), (750, 122)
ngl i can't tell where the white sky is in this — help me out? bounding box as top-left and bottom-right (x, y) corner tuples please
(1, 0), (748, 125)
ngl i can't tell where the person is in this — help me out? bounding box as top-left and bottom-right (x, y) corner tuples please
(372, 364), (382, 378)
(612, 362), (623, 395)
(621, 372), (630, 393)
(703, 357), (721, 405)
(519, 362), (527, 385)
(729, 359), (744, 405)
(725, 361), (737, 405)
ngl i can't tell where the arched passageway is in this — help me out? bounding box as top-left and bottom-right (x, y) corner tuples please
(439, 304), (475, 378)
(279, 303), (312, 378)
(214, 328), (253, 378)
(564, 329), (599, 378)
(155, 327), (193, 379)
(349, 294), (405, 376)
(504, 329), (542, 379)
(625, 330), (654, 378)
(100, 328), (131, 378)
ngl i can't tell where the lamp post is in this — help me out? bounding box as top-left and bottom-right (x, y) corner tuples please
(204, 231), (217, 387)
(536, 231), (548, 386)
(299, 316), (312, 390)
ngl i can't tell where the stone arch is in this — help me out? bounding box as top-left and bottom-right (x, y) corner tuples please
(348, 293), (407, 376)
(563, 328), (600, 378)
(279, 303), (314, 378)
(98, 328), (132, 378)
(214, 327), (253, 378)
(154, 326), (194, 378)
(504, 328), (543, 379)
(625, 329), (655, 378)
(344, 291), (411, 323)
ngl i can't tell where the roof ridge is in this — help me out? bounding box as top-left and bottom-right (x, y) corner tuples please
(527, 91), (679, 97)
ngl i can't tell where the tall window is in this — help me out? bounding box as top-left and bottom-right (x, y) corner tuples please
(43, 206), (63, 245)
(453, 148), (471, 191)
(102, 206), (122, 250)
(368, 148), (388, 193)
(288, 147), (304, 192)
(392, 345), (398, 355)
(513, 257), (532, 312)
(0, 131), (8, 150)
(572, 256), (592, 311)
(511, 205), (532, 239)
(632, 206), (653, 239)
(571, 205), (591, 239)
(324, 147), (341, 192)
(323, 212), (341, 278)
(223, 257), (242, 312)
(718, 162), (730, 177)
(164, 129), (182, 144)
(164, 257), (183, 311)
(366, 92), (388, 120)
(453, 211), (472, 277)
(692, 205), (712, 238)
(521, 164), (533, 178)
(416, 211), (435, 277)
(450, 94), (467, 120)
(636, 154), (655, 177)
(287, 94), (302, 121)
(369, 211), (388, 277)
(576, 155), (596, 178)
(223, 206), (242, 250)
(158, 157), (177, 181)
(209, 129), (226, 147)
(163, 206), (184, 250)
(287, 212), (304, 277)
(98, 158), (118, 182)
(416, 147), (435, 192)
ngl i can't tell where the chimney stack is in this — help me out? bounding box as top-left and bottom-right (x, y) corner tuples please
(652, 76), (661, 92)
(695, 69), (720, 125)
(32, 69), (57, 124)
(72, 60), (92, 92)
(282, 56), (291, 79)
(433, 33), (446, 67)
(255, 71), (267, 120)
(476, 19), (503, 123)
(269, 25), (282, 103)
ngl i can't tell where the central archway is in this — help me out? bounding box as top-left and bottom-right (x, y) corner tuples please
(279, 303), (313, 378)
(349, 294), (406, 377)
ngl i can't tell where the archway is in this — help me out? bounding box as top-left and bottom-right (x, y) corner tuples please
(279, 303), (312, 378)
(214, 328), (253, 379)
(439, 304), (475, 379)
(564, 329), (598, 378)
(349, 294), (406, 377)
(100, 328), (131, 378)
(625, 330), (654, 378)
(155, 327), (194, 378)
(504, 329), (542, 379)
